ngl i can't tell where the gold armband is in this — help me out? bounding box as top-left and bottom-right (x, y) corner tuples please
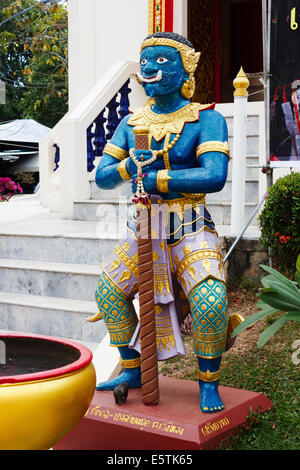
(157, 169), (172, 193)
(120, 357), (141, 369)
(198, 369), (221, 382)
(104, 143), (129, 161)
(196, 141), (230, 159)
(117, 158), (131, 181)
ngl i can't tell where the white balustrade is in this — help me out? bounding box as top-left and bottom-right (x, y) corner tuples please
(39, 60), (145, 218)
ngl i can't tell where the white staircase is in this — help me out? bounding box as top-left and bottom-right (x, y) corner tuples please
(0, 198), (109, 343)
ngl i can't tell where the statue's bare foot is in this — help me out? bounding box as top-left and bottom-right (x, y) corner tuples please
(199, 381), (224, 413)
(96, 369), (141, 391)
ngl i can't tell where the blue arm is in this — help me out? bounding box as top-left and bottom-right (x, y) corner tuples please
(167, 110), (229, 194)
(95, 154), (124, 190)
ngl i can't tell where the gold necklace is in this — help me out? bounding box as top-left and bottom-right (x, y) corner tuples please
(149, 131), (181, 170)
(154, 133), (180, 157)
(128, 98), (210, 142)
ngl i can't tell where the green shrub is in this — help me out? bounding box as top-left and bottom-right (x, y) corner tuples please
(232, 255), (300, 348)
(259, 171), (300, 269)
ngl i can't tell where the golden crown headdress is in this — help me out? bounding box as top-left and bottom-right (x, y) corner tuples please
(140, 37), (201, 74)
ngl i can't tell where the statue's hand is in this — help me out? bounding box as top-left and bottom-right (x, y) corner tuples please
(127, 149), (154, 176)
(131, 170), (157, 195)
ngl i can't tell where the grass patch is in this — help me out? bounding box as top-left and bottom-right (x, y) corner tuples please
(158, 285), (300, 450)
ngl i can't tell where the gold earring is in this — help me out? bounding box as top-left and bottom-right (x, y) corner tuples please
(181, 74), (196, 99)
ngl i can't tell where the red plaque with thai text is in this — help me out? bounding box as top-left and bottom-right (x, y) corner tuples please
(53, 375), (272, 450)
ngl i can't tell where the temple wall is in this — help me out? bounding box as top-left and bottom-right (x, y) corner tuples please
(68, 0), (148, 111)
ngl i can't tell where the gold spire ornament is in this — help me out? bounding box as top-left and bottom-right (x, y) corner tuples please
(233, 67), (250, 96)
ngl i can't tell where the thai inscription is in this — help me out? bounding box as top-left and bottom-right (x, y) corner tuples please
(85, 406), (184, 435)
(201, 417), (230, 436)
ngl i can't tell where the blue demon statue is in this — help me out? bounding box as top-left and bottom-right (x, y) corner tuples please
(88, 32), (237, 413)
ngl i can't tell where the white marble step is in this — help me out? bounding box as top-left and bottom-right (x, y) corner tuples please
(0, 208), (118, 264)
(0, 259), (101, 302)
(206, 179), (259, 204)
(0, 232), (117, 265)
(0, 291), (105, 343)
(207, 201), (260, 227)
(74, 180), (260, 223)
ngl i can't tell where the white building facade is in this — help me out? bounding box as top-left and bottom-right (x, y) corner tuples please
(39, 0), (271, 237)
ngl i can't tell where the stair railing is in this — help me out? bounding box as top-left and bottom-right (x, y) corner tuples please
(39, 60), (140, 217)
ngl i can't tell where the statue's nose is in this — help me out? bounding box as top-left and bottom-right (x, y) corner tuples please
(142, 61), (158, 76)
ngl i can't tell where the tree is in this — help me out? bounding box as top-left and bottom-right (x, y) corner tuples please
(0, 0), (68, 128)
(0, 0), (30, 121)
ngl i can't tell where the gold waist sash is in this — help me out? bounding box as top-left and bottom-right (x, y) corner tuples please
(158, 194), (206, 221)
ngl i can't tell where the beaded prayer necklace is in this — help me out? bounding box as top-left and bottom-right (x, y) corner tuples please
(129, 148), (158, 207)
(130, 132), (181, 207)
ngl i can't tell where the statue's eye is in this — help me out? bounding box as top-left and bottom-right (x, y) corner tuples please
(141, 58), (147, 66)
(156, 57), (168, 64)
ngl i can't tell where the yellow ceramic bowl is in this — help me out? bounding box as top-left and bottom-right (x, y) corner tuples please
(0, 333), (96, 450)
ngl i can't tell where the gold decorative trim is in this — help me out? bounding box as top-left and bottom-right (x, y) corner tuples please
(128, 99), (211, 142)
(198, 369), (221, 382)
(100, 265), (132, 300)
(109, 259), (121, 273)
(162, 194), (206, 221)
(104, 143), (129, 161)
(226, 313), (245, 346)
(176, 250), (223, 279)
(197, 141), (230, 159)
(141, 37), (201, 74)
(168, 214), (213, 238)
(120, 357), (141, 369)
(86, 311), (103, 322)
(148, 0), (154, 35)
(167, 225), (217, 248)
(186, 275), (226, 298)
(193, 329), (228, 344)
(117, 158), (131, 181)
(153, 271), (171, 295)
(162, 131), (171, 170)
(114, 245), (139, 278)
(161, 0), (166, 31)
(118, 270), (132, 284)
(157, 169), (172, 193)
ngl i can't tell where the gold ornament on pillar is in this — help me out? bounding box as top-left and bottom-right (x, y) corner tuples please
(233, 67), (250, 97)
(181, 73), (196, 99)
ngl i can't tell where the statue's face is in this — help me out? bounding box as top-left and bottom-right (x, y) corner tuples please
(139, 45), (187, 97)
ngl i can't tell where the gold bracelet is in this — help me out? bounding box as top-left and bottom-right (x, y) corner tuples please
(120, 357), (141, 369)
(117, 158), (131, 181)
(198, 369), (221, 382)
(157, 169), (172, 193)
(196, 141), (230, 159)
(104, 143), (129, 161)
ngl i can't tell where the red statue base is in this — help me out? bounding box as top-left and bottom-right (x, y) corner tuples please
(53, 375), (272, 450)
